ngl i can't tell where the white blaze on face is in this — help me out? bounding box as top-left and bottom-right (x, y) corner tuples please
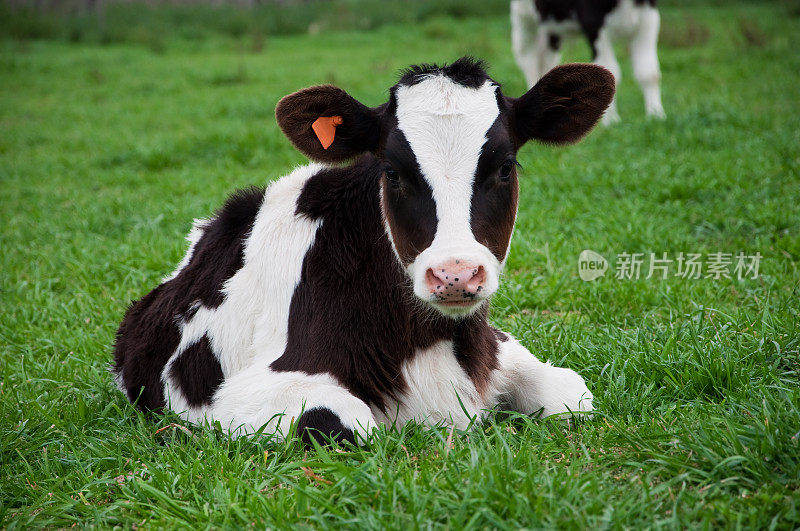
(393, 76), (503, 309)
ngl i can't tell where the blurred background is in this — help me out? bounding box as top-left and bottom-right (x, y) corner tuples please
(3, 0), (789, 50)
(2, 0), (516, 46)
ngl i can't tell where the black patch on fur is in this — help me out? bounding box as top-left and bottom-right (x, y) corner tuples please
(275, 85), (388, 164)
(471, 118), (518, 262)
(452, 316), (500, 394)
(548, 33), (561, 51)
(112, 186), (264, 410)
(296, 407), (356, 446)
(169, 335), (223, 408)
(398, 56), (491, 89)
(533, 0), (654, 58)
(112, 284), (181, 410)
(181, 187), (265, 309)
(507, 64), (615, 146)
(535, 0), (618, 24)
(272, 156), (500, 410)
(491, 327), (509, 342)
(381, 129), (437, 265)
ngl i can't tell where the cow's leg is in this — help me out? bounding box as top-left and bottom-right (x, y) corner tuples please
(537, 32), (563, 78)
(630, 6), (665, 118)
(490, 333), (593, 417)
(592, 31), (622, 124)
(206, 363), (377, 445)
(511, 0), (542, 88)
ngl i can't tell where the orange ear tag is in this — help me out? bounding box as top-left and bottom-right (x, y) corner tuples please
(311, 115), (343, 149)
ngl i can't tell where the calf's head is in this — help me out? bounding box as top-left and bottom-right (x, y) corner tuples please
(277, 58), (614, 318)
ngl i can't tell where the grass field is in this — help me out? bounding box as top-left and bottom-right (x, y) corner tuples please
(2, 1), (800, 528)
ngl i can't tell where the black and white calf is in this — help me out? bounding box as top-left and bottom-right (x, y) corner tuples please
(511, 0), (664, 123)
(112, 58), (614, 445)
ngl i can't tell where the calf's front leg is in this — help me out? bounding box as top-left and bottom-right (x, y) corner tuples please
(205, 362), (377, 445)
(491, 332), (593, 417)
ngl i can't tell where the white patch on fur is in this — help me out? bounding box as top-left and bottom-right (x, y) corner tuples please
(510, 0), (542, 88)
(603, 0), (641, 37)
(630, 6), (664, 118)
(162, 219), (207, 283)
(374, 333), (593, 431)
(112, 365), (126, 394)
(593, 29), (622, 124)
(208, 366), (376, 440)
(511, 0), (579, 88)
(489, 335), (593, 417)
(393, 76), (503, 313)
(374, 340), (487, 430)
(160, 163), (326, 418)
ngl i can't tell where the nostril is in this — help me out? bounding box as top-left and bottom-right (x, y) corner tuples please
(466, 265), (486, 293)
(425, 268), (443, 294)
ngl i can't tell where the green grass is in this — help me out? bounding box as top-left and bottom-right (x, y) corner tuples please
(2, 1), (800, 528)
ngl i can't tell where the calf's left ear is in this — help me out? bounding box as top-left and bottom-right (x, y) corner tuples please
(276, 85), (385, 163)
(508, 63), (616, 146)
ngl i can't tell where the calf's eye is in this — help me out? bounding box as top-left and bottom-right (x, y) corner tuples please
(499, 160), (515, 182)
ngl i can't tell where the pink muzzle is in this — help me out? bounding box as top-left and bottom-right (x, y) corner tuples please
(425, 262), (487, 304)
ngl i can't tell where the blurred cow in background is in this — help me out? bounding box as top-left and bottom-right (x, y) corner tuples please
(511, 0), (664, 123)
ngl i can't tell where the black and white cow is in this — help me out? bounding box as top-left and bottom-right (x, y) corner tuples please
(511, 0), (664, 123)
(112, 58), (614, 445)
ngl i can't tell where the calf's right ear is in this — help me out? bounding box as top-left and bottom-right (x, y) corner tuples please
(276, 85), (385, 163)
(508, 63), (616, 146)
